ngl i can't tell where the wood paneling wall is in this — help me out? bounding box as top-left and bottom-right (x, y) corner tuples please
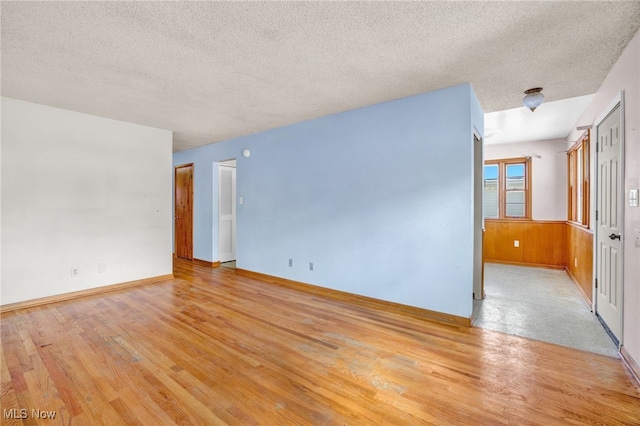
(565, 223), (593, 303)
(483, 220), (594, 304)
(483, 220), (566, 268)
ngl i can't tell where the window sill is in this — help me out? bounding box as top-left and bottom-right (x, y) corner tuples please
(566, 221), (592, 232)
(484, 218), (533, 222)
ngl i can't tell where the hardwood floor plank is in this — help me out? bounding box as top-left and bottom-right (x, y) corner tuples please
(2, 258), (639, 425)
(21, 352), (67, 419)
(0, 346), (22, 426)
(108, 398), (144, 426)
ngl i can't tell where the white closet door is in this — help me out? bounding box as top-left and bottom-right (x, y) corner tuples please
(219, 165), (236, 263)
(596, 104), (623, 341)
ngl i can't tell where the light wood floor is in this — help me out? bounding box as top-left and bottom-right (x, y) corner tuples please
(2, 258), (639, 425)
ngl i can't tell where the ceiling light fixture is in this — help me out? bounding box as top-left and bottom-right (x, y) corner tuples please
(522, 87), (544, 112)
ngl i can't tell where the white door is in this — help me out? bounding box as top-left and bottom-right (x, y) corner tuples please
(596, 103), (623, 341)
(219, 164), (236, 263)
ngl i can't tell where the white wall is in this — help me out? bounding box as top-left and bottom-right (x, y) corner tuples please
(1, 97), (173, 305)
(485, 138), (568, 221)
(566, 29), (640, 367)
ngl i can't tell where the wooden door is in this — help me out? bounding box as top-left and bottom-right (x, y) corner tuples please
(175, 164), (193, 260)
(596, 103), (623, 341)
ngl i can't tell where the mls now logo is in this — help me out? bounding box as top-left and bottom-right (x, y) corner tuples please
(3, 408), (56, 419)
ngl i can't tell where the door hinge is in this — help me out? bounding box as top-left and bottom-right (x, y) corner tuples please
(595, 278), (598, 289)
(595, 210), (598, 221)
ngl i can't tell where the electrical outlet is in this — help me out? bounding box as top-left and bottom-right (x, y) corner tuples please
(71, 267), (79, 277)
(309, 262), (314, 271)
(514, 240), (519, 248)
(288, 258), (293, 267)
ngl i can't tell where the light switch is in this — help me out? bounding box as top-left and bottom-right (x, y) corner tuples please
(239, 197), (243, 205)
(514, 240), (519, 248)
(629, 189), (638, 207)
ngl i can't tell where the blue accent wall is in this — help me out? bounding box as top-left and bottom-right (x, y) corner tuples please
(173, 83), (483, 318)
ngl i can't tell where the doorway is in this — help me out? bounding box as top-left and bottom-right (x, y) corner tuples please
(477, 109), (621, 353)
(175, 164), (194, 260)
(594, 96), (624, 344)
(218, 160), (237, 268)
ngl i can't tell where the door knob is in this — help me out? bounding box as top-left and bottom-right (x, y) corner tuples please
(609, 233), (621, 240)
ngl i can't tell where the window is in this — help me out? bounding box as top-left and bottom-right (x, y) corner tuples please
(483, 164), (499, 218)
(568, 131), (590, 226)
(484, 157), (532, 219)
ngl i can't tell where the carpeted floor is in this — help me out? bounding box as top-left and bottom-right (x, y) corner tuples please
(473, 263), (618, 357)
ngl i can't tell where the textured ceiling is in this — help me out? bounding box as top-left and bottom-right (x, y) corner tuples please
(2, 2), (640, 152)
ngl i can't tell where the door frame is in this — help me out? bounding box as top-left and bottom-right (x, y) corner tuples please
(473, 130), (485, 299)
(593, 91), (625, 345)
(174, 163), (194, 260)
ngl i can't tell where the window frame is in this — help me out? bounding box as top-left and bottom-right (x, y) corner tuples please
(484, 157), (532, 220)
(567, 130), (590, 227)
